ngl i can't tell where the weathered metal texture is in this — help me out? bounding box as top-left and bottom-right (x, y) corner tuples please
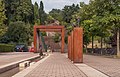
(34, 25), (65, 53)
(73, 27), (83, 63)
(34, 25), (64, 29)
(71, 31), (74, 61)
(61, 28), (65, 53)
(33, 26), (37, 52)
(68, 35), (72, 59)
(39, 29), (61, 32)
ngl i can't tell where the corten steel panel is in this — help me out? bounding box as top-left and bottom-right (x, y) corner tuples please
(33, 26), (37, 52)
(39, 29), (61, 32)
(34, 25), (64, 29)
(71, 31), (74, 61)
(61, 28), (65, 53)
(34, 25), (65, 53)
(73, 27), (83, 63)
(68, 35), (72, 59)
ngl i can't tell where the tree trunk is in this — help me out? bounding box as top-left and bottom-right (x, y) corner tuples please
(117, 29), (120, 57)
(92, 35), (94, 53)
(101, 37), (103, 55)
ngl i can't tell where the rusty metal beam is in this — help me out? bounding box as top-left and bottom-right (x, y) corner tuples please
(39, 29), (61, 32)
(33, 27), (37, 52)
(34, 25), (64, 29)
(61, 28), (65, 53)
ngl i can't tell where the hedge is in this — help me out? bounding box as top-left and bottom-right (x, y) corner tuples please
(0, 44), (14, 52)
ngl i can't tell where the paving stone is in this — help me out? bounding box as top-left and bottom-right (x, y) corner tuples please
(25, 52), (87, 77)
(84, 55), (120, 77)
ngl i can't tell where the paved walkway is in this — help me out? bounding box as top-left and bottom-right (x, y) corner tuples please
(24, 52), (87, 77)
(11, 52), (120, 77)
(84, 55), (120, 77)
(0, 52), (38, 67)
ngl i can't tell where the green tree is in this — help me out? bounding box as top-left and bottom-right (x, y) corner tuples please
(72, 2), (97, 53)
(33, 2), (40, 25)
(82, 20), (93, 52)
(77, 0), (120, 55)
(16, 0), (33, 23)
(46, 15), (55, 24)
(49, 9), (63, 23)
(62, 4), (80, 25)
(39, 1), (47, 25)
(89, 0), (120, 55)
(1, 21), (32, 44)
(4, 0), (34, 24)
(0, 0), (6, 37)
(4, 0), (19, 24)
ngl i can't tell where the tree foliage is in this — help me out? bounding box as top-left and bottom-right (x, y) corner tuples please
(16, 0), (33, 23)
(74, 0), (120, 54)
(33, 2), (40, 25)
(0, 0), (6, 37)
(62, 4), (80, 25)
(39, 1), (47, 25)
(4, 0), (34, 24)
(1, 21), (32, 44)
(49, 9), (63, 23)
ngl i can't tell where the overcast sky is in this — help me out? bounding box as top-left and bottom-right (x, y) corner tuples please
(32, 0), (89, 13)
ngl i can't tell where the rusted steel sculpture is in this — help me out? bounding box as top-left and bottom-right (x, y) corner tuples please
(34, 25), (65, 53)
(68, 27), (83, 63)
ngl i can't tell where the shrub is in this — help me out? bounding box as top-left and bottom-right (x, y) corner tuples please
(41, 32), (47, 36)
(0, 44), (14, 52)
(53, 33), (60, 43)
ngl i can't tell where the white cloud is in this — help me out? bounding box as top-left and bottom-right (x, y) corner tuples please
(32, 0), (89, 13)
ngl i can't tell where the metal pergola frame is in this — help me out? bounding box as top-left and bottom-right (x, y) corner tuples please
(33, 25), (65, 53)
